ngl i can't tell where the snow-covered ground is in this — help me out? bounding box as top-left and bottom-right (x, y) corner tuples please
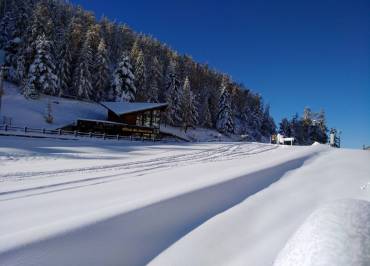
(274, 199), (370, 266)
(1, 82), (106, 129)
(0, 135), (369, 266)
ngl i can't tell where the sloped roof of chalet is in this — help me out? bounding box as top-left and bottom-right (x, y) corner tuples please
(100, 101), (168, 115)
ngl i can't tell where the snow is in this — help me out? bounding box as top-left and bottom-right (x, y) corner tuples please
(1, 82), (106, 129)
(100, 101), (167, 115)
(274, 199), (370, 266)
(150, 147), (370, 266)
(0, 135), (369, 266)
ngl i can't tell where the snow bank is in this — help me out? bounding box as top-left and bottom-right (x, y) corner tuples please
(150, 148), (370, 266)
(274, 199), (370, 266)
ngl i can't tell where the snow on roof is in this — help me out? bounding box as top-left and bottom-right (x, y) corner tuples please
(100, 101), (168, 115)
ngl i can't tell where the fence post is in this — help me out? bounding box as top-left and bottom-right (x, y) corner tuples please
(130, 135), (132, 141)
(24, 126), (27, 133)
(74, 130), (77, 137)
(42, 128), (45, 134)
(89, 132), (92, 138)
(103, 133), (106, 140)
(4, 124), (7, 131)
(116, 134), (119, 140)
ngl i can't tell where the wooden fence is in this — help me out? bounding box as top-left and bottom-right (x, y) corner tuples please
(0, 124), (159, 142)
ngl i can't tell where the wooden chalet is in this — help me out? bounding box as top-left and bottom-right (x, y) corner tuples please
(75, 101), (168, 138)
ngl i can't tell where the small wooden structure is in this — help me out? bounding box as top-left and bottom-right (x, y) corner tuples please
(75, 102), (168, 139)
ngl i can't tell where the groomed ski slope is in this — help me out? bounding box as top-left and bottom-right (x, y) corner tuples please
(0, 136), (369, 265)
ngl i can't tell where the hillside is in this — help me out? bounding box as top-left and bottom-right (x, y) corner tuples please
(0, 0), (277, 142)
(1, 81), (234, 141)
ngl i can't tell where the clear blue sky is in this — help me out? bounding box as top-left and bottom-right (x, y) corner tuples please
(72, 0), (369, 149)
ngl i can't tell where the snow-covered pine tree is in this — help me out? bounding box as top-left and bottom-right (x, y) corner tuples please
(23, 34), (58, 98)
(57, 38), (72, 97)
(202, 99), (213, 128)
(164, 60), (182, 126)
(0, 10), (13, 49)
(111, 53), (136, 102)
(216, 76), (234, 134)
(181, 76), (198, 132)
(146, 56), (162, 103)
(25, 1), (54, 72)
(302, 107), (313, 144)
(290, 113), (304, 144)
(133, 50), (146, 101)
(73, 40), (93, 100)
(316, 109), (328, 143)
(130, 40), (140, 64)
(94, 39), (110, 101)
(260, 104), (276, 139)
(72, 25), (101, 100)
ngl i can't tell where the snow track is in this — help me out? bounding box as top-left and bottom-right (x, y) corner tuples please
(0, 139), (316, 265)
(0, 142), (276, 198)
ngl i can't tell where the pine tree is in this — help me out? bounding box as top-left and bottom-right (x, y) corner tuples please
(94, 39), (110, 101)
(202, 100), (213, 128)
(72, 25), (101, 100)
(146, 56), (162, 102)
(130, 40), (140, 64)
(290, 113), (304, 144)
(57, 39), (72, 96)
(112, 53), (136, 102)
(164, 60), (182, 126)
(316, 109), (328, 143)
(0, 10), (13, 49)
(216, 77), (234, 134)
(181, 76), (198, 132)
(23, 34), (58, 98)
(134, 50), (146, 101)
(73, 37), (93, 100)
(261, 104), (276, 138)
(25, 1), (54, 72)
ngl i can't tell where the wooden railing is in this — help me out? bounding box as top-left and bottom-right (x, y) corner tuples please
(0, 124), (159, 142)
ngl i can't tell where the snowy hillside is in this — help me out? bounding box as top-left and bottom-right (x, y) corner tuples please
(1, 82), (234, 142)
(1, 82), (106, 129)
(0, 136), (369, 266)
